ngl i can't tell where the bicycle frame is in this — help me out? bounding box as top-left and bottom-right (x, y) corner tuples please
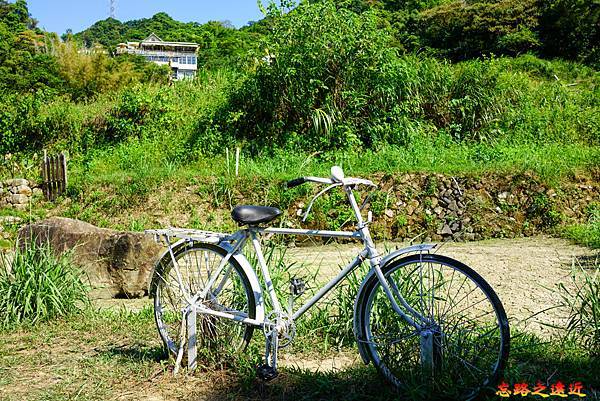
(183, 184), (431, 333)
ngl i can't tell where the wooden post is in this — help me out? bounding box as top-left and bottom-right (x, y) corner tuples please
(235, 147), (240, 177)
(42, 150), (49, 200)
(62, 152), (68, 190)
(226, 148), (230, 176)
(41, 151), (68, 201)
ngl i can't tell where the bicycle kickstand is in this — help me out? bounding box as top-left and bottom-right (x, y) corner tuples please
(257, 328), (279, 381)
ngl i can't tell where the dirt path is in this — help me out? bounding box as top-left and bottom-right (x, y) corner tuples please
(285, 236), (596, 333)
(271, 236), (597, 372)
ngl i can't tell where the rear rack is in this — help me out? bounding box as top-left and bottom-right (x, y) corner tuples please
(145, 228), (230, 245)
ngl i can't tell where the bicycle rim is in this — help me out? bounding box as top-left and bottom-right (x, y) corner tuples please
(153, 243), (256, 357)
(362, 254), (509, 400)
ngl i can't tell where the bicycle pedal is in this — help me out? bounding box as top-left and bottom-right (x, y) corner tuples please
(257, 364), (278, 381)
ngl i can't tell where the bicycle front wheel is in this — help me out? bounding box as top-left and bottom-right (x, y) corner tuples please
(356, 254), (509, 400)
(150, 242), (256, 357)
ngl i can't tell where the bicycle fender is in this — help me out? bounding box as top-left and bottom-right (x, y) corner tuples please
(148, 239), (265, 324)
(379, 243), (437, 267)
(353, 244), (437, 364)
(219, 241), (266, 324)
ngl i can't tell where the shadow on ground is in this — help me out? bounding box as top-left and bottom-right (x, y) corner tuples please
(95, 336), (599, 401)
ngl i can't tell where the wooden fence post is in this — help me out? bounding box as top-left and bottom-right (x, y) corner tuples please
(41, 151), (68, 201)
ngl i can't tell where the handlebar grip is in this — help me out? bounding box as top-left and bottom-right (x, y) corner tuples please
(286, 177), (307, 188)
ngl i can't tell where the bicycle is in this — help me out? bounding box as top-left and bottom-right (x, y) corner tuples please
(146, 166), (510, 400)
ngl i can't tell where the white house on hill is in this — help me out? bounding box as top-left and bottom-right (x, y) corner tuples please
(116, 33), (199, 80)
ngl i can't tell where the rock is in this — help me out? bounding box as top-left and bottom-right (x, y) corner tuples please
(448, 200), (459, 212)
(441, 224), (453, 236)
(406, 200), (419, 216)
(9, 194), (28, 204)
(384, 209), (394, 218)
(7, 178), (28, 187)
(17, 185), (32, 196)
(434, 206), (444, 216)
(0, 216), (23, 225)
(498, 192), (509, 201)
(18, 217), (163, 298)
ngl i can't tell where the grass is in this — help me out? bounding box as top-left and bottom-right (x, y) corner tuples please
(563, 203), (600, 249)
(0, 241), (89, 328)
(0, 305), (598, 401)
(39, 138), (595, 238)
(71, 141), (599, 191)
(559, 257), (600, 353)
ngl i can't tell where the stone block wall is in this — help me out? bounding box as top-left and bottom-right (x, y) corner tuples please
(0, 179), (42, 210)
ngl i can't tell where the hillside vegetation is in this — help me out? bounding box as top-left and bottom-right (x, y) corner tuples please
(0, 0), (598, 240)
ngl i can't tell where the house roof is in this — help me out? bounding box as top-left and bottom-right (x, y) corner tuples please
(139, 32), (198, 48)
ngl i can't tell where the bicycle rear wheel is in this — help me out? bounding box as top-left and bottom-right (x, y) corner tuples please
(356, 254), (509, 400)
(150, 242), (256, 357)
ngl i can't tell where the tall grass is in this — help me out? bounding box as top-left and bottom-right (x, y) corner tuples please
(559, 257), (600, 354)
(0, 241), (89, 328)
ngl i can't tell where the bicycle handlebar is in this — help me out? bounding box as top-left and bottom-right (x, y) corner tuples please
(287, 175), (376, 189)
(287, 167), (378, 222)
(286, 177), (308, 188)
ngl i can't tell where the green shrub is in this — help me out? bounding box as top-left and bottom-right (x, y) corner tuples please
(416, 0), (542, 59)
(195, 0), (598, 154)
(538, 0), (599, 67)
(0, 241), (89, 328)
(563, 203), (600, 249)
(0, 92), (43, 154)
(201, 1), (395, 152)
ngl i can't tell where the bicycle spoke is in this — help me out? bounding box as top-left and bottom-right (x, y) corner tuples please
(154, 245), (254, 357)
(362, 255), (508, 399)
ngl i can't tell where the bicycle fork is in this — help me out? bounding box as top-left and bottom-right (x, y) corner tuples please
(370, 253), (443, 375)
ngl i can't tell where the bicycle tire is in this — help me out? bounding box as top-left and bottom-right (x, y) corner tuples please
(150, 241), (256, 357)
(355, 253), (509, 400)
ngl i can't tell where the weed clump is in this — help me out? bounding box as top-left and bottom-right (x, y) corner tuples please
(0, 241), (89, 328)
(559, 257), (600, 355)
(564, 203), (600, 249)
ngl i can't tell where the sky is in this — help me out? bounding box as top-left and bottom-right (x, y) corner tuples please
(27, 1), (266, 35)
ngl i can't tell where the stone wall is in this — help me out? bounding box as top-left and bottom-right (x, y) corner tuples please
(0, 178), (41, 210)
(290, 172), (600, 242)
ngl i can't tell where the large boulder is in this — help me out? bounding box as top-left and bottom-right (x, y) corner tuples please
(18, 217), (162, 299)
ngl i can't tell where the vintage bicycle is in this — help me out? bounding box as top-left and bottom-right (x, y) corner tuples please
(146, 166), (510, 399)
